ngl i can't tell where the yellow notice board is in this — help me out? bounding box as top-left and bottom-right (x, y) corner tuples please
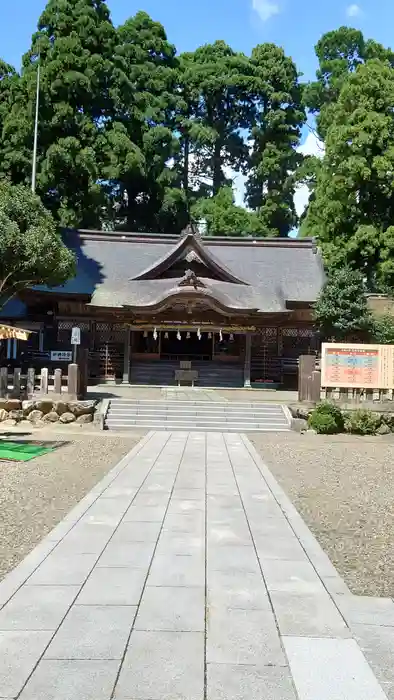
(321, 343), (394, 390)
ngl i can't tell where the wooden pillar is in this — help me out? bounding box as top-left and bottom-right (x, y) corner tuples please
(54, 368), (62, 395)
(40, 367), (49, 395)
(244, 332), (252, 388)
(13, 368), (21, 397)
(122, 327), (131, 384)
(67, 363), (78, 400)
(0, 367), (7, 398)
(27, 368), (35, 398)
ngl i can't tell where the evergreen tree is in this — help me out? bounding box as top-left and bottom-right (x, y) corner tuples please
(246, 44), (305, 236)
(1, 0), (116, 227)
(314, 268), (372, 341)
(178, 42), (251, 198)
(303, 59), (394, 291)
(105, 11), (185, 232)
(304, 27), (394, 140)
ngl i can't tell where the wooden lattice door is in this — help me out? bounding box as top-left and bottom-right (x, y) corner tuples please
(282, 327), (315, 358)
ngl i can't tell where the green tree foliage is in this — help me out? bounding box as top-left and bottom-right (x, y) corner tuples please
(304, 26), (394, 140)
(246, 44), (305, 236)
(177, 42), (252, 199)
(313, 268), (372, 341)
(0, 60), (17, 137)
(1, 0), (117, 227)
(371, 314), (394, 344)
(0, 181), (75, 309)
(105, 11), (186, 233)
(0, 4), (306, 236)
(303, 60), (394, 290)
(192, 186), (266, 236)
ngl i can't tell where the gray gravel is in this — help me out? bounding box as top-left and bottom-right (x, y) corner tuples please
(0, 430), (145, 581)
(251, 432), (394, 597)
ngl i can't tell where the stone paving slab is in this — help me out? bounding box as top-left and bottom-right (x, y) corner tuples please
(0, 430), (391, 699)
(284, 636), (388, 700)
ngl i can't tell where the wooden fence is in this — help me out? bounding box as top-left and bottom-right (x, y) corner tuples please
(0, 362), (87, 401)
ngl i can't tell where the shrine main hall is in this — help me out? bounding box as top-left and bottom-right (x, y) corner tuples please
(1, 226), (325, 388)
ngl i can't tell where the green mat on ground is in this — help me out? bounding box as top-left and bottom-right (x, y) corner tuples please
(0, 441), (55, 462)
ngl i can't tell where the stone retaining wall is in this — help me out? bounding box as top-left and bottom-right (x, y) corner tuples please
(0, 399), (97, 428)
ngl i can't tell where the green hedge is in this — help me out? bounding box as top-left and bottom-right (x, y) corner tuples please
(308, 403), (391, 436)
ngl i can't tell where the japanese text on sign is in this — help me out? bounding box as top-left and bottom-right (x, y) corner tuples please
(321, 343), (394, 389)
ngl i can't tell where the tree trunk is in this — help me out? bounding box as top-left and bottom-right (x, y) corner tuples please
(213, 140), (222, 195)
(183, 133), (190, 200)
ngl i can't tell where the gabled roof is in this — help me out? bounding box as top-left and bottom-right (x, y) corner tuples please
(132, 232), (247, 285)
(6, 229), (325, 316)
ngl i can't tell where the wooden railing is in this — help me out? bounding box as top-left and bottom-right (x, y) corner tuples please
(0, 364), (83, 400)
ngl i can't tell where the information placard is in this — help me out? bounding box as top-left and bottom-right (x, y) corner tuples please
(50, 350), (72, 362)
(321, 343), (394, 389)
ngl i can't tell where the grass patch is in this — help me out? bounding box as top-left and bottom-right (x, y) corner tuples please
(0, 440), (61, 462)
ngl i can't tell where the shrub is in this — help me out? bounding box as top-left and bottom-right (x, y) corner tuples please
(346, 409), (382, 436)
(308, 402), (345, 434)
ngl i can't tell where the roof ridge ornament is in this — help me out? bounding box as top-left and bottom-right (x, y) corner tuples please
(181, 222), (202, 239)
(178, 269), (206, 289)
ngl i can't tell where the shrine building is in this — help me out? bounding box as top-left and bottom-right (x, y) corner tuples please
(0, 226), (325, 388)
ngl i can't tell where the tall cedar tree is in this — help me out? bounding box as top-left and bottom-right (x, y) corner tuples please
(246, 44), (305, 236)
(1, 0), (116, 227)
(302, 59), (394, 292)
(304, 26), (394, 140)
(178, 42), (251, 198)
(106, 11), (186, 232)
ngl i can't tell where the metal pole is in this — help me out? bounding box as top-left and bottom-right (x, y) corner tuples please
(31, 60), (40, 193)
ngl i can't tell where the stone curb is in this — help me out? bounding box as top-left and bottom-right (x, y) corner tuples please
(241, 434), (351, 599)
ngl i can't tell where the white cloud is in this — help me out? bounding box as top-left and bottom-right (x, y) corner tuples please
(252, 0), (280, 22)
(294, 131), (325, 218)
(346, 3), (362, 17)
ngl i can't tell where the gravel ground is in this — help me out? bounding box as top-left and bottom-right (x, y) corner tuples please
(251, 432), (394, 597)
(0, 430), (144, 581)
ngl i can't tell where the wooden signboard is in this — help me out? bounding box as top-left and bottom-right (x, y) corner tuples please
(321, 343), (394, 389)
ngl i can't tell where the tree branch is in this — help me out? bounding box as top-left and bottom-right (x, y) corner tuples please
(306, 123), (325, 152)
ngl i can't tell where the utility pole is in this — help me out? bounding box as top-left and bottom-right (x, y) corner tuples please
(31, 59), (40, 194)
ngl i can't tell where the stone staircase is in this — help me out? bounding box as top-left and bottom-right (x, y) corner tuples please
(104, 398), (291, 432)
(130, 360), (244, 388)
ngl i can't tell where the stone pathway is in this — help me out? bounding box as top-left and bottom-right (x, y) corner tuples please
(0, 431), (392, 699)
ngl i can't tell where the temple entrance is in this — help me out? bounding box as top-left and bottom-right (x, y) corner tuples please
(160, 331), (213, 360)
(132, 329), (242, 363)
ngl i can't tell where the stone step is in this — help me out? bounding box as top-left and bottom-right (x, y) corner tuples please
(105, 399), (290, 432)
(106, 420), (289, 432)
(110, 401), (284, 410)
(108, 412), (286, 421)
(106, 414), (287, 422)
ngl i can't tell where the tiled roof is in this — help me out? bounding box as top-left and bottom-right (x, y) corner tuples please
(37, 229), (326, 313)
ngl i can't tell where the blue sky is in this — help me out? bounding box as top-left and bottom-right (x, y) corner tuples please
(2, 0), (394, 81)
